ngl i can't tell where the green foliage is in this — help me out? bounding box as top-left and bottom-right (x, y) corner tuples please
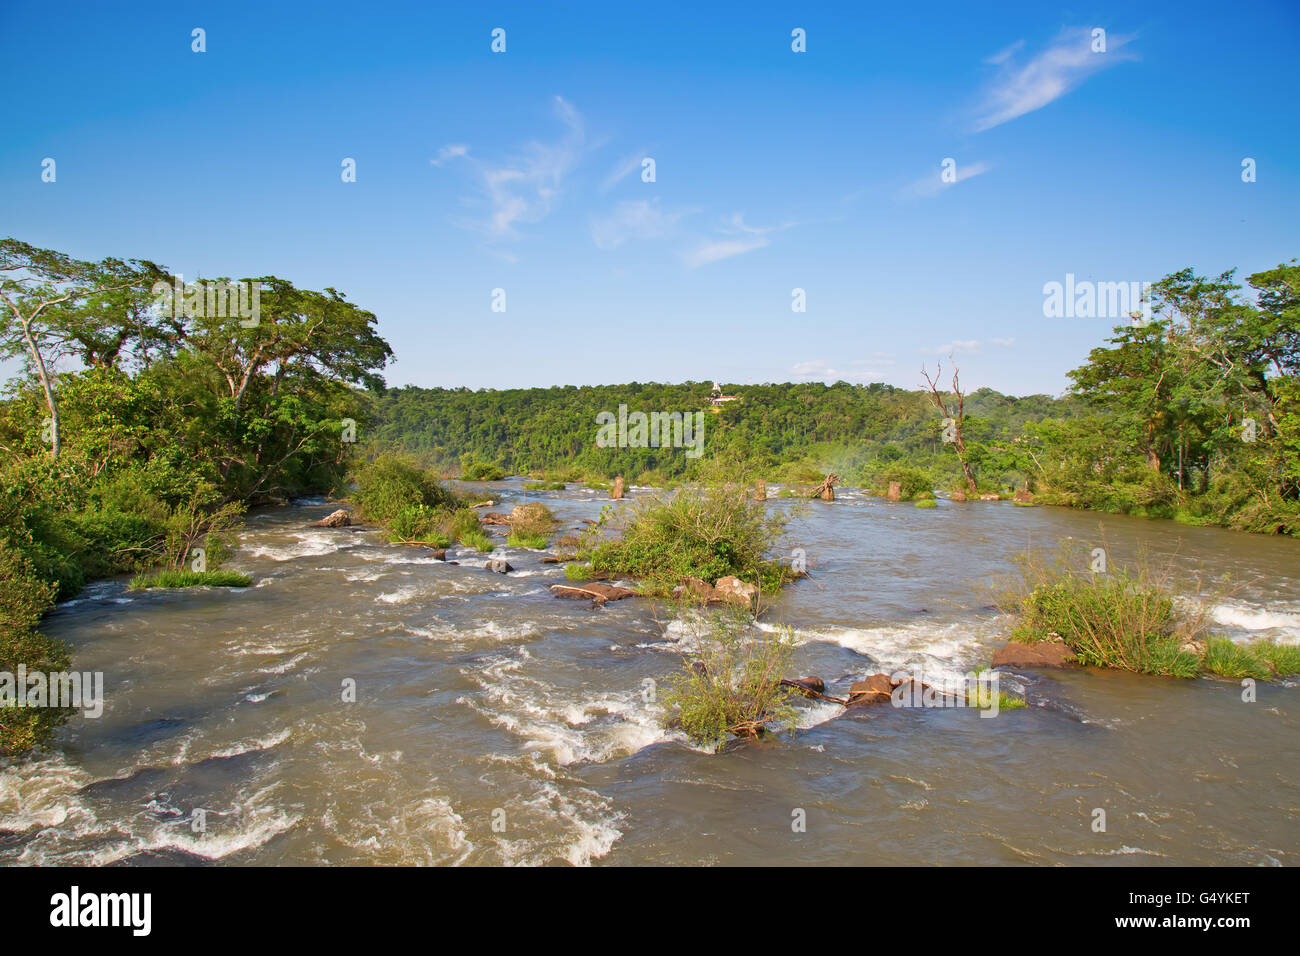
(999, 546), (1212, 678)
(583, 481), (796, 597)
(0, 534), (72, 756)
(1250, 640), (1300, 675)
(460, 454), (506, 481)
(507, 531), (548, 549)
(914, 498), (937, 508)
(524, 480), (566, 490)
(1200, 637), (1271, 680)
(130, 569), (253, 589)
(564, 562), (594, 582)
(352, 455), (459, 524)
(387, 504), (452, 547)
(663, 612), (800, 750)
(459, 529), (494, 553)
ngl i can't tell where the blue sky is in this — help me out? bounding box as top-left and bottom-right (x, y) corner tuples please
(2, 0), (1297, 396)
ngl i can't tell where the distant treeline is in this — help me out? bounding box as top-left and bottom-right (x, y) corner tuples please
(368, 381), (1083, 488)
(371, 260), (1300, 536)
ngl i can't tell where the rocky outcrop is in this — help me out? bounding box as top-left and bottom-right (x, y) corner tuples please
(540, 554), (577, 564)
(714, 576), (758, 609)
(611, 476), (625, 500)
(979, 492), (1001, 501)
(426, 548), (447, 561)
(672, 577), (719, 603)
(549, 582), (637, 606)
(480, 512), (511, 526)
(950, 490), (967, 502)
(887, 481), (902, 502)
(784, 676), (824, 695)
(312, 509), (352, 528)
(845, 673), (894, 706)
(991, 640), (1076, 669)
(1013, 489), (1034, 502)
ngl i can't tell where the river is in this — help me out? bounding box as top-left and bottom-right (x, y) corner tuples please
(3, 481), (1298, 866)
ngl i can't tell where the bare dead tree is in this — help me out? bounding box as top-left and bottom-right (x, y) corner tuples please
(921, 359), (978, 496)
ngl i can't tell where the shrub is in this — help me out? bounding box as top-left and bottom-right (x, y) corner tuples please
(353, 455), (459, 524)
(914, 499), (938, 508)
(583, 481), (795, 597)
(997, 544), (1213, 678)
(387, 504), (452, 547)
(662, 612), (799, 750)
(524, 481), (566, 491)
(508, 502), (556, 537)
(460, 455), (506, 481)
(0, 535), (72, 757)
(459, 529), (494, 553)
(507, 531), (548, 549)
(1201, 637), (1271, 680)
(564, 562), (594, 581)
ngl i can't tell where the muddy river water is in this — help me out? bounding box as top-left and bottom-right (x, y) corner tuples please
(3, 482), (1298, 865)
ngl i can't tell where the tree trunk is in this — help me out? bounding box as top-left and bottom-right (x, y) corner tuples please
(21, 319), (60, 458)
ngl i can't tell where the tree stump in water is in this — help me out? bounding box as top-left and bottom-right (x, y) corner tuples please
(810, 473), (839, 501)
(754, 479), (766, 501)
(611, 476), (624, 499)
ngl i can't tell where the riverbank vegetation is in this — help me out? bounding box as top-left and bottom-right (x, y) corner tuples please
(0, 238), (392, 755)
(999, 546), (1300, 680)
(370, 260), (1299, 535)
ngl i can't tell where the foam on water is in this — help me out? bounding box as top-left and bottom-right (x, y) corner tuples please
(1211, 601), (1300, 642)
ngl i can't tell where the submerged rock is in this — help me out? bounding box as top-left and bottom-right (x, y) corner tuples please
(991, 641), (1076, 669)
(487, 559), (513, 574)
(312, 508), (352, 528)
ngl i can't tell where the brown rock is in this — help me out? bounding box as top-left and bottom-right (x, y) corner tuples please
(672, 577), (719, 603)
(886, 481), (902, 502)
(487, 559), (513, 573)
(611, 476), (625, 500)
(714, 575), (758, 609)
(979, 492), (1001, 501)
(1013, 488), (1034, 502)
(991, 641), (1076, 669)
(480, 512), (511, 526)
(784, 676), (825, 696)
(312, 508), (352, 528)
(846, 673), (894, 706)
(540, 555), (577, 564)
(549, 582), (637, 605)
(426, 548), (447, 561)
(950, 490), (967, 502)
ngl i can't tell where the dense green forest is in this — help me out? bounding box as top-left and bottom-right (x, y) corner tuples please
(370, 381), (1085, 490)
(1, 236), (1296, 755)
(0, 239), (390, 754)
(370, 259), (1300, 536)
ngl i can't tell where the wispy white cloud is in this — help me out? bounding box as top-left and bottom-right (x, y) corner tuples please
(600, 151), (650, 192)
(925, 339), (981, 355)
(973, 27), (1136, 132)
(590, 198), (683, 250)
(901, 160), (991, 199)
(684, 213), (795, 268)
(992, 336), (1016, 347)
(430, 143), (469, 166)
(792, 356), (897, 383)
(434, 95), (587, 241)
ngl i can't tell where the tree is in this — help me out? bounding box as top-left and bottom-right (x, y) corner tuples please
(0, 239), (162, 457)
(920, 359), (978, 495)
